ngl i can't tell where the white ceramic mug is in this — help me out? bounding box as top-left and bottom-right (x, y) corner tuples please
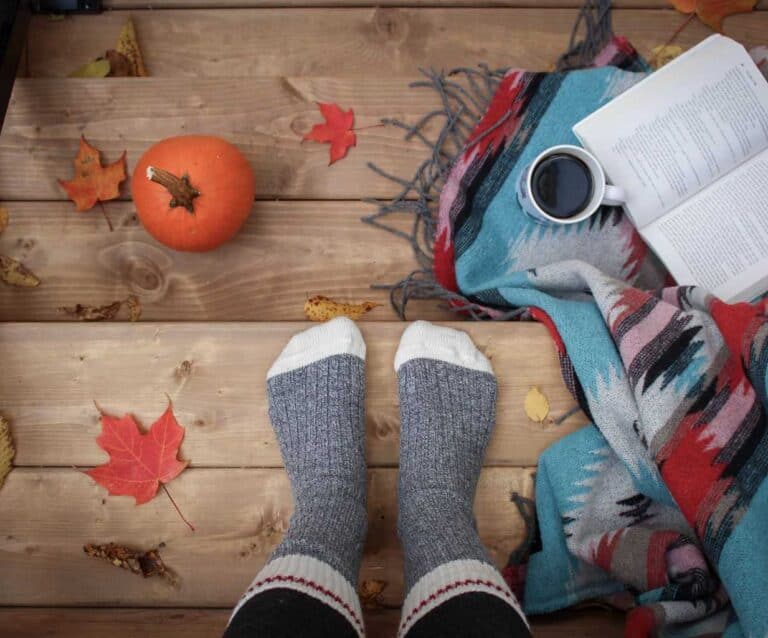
(516, 144), (625, 225)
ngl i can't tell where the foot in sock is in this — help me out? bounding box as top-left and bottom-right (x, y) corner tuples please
(225, 317), (367, 638)
(395, 321), (530, 638)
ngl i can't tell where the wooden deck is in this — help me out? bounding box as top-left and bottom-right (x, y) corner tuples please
(1, 2), (765, 636)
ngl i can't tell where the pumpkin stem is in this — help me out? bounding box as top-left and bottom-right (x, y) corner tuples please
(146, 166), (200, 213)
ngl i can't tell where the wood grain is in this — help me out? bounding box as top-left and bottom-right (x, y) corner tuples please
(0, 76), (445, 201)
(0, 202), (451, 322)
(0, 322), (587, 468)
(28, 9), (768, 79)
(0, 607), (626, 638)
(0, 467), (533, 606)
(100, 0), (767, 9)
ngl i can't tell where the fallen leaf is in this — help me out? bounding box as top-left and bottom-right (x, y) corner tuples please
(126, 294), (142, 321)
(0, 255), (41, 287)
(0, 417), (15, 491)
(524, 386), (550, 423)
(83, 543), (177, 585)
(68, 58), (111, 78)
(650, 44), (684, 69)
(668, 0), (757, 32)
(86, 403), (189, 506)
(116, 18), (148, 77)
(359, 579), (388, 608)
(58, 295), (141, 321)
(304, 295), (380, 321)
(58, 136), (127, 211)
(303, 103), (356, 165)
(0, 207), (8, 234)
(105, 50), (134, 77)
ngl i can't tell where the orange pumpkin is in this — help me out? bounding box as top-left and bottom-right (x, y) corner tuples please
(132, 135), (255, 252)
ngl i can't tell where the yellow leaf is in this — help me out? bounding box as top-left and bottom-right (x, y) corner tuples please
(0, 417), (15, 491)
(650, 45), (684, 70)
(524, 386), (550, 423)
(0, 207), (8, 235)
(304, 295), (380, 321)
(68, 58), (111, 78)
(0, 255), (40, 287)
(116, 18), (148, 77)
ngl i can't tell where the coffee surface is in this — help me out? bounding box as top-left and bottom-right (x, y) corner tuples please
(531, 154), (593, 219)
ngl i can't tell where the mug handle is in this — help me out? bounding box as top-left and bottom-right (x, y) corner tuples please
(602, 184), (625, 207)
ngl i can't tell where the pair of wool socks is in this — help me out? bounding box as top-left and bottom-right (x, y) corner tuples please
(224, 318), (529, 638)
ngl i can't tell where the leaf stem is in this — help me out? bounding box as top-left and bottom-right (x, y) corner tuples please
(351, 123), (386, 132)
(162, 484), (195, 532)
(649, 12), (695, 68)
(98, 202), (114, 232)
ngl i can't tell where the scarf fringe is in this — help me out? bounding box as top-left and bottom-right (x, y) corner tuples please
(361, 0), (614, 320)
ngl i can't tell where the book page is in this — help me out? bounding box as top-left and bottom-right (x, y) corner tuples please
(574, 35), (768, 227)
(641, 148), (768, 302)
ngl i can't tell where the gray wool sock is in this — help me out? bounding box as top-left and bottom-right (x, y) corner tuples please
(228, 318), (368, 636)
(395, 321), (498, 591)
(265, 317), (368, 585)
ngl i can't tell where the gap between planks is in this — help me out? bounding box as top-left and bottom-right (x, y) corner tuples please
(0, 321), (587, 468)
(0, 607), (627, 638)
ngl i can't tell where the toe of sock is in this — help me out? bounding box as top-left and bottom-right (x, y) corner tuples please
(268, 317), (366, 379)
(394, 321), (493, 375)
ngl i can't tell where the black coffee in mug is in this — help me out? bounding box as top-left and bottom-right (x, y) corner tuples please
(530, 153), (594, 219)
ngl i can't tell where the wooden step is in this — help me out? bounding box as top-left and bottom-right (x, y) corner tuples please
(28, 8), (765, 79)
(0, 467), (533, 606)
(0, 322), (586, 467)
(0, 607), (626, 637)
(0, 201), (450, 322)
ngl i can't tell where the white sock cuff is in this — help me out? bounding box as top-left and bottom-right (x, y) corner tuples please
(398, 559), (527, 637)
(267, 317), (366, 379)
(229, 554), (365, 637)
(394, 321), (493, 375)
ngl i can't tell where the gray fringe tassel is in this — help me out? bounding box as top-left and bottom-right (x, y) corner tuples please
(362, 0), (614, 321)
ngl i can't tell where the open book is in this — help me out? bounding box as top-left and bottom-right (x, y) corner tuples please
(574, 35), (768, 302)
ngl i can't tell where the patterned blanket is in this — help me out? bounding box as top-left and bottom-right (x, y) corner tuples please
(366, 10), (768, 637)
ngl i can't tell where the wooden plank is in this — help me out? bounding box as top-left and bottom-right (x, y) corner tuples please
(0, 201), (450, 322)
(28, 9), (768, 79)
(0, 467), (533, 606)
(0, 322), (587, 468)
(100, 0), (767, 9)
(0, 76), (444, 201)
(0, 607), (626, 638)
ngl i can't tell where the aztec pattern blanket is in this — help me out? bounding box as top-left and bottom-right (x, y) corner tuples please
(365, 7), (768, 637)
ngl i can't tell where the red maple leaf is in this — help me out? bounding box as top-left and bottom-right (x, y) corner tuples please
(303, 102), (356, 165)
(58, 136), (127, 211)
(86, 403), (189, 506)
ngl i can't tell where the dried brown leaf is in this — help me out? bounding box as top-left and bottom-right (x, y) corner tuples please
(105, 50), (134, 77)
(0, 255), (41, 287)
(0, 417), (15, 491)
(59, 295), (141, 321)
(83, 543), (178, 586)
(359, 579), (387, 608)
(0, 207), (8, 235)
(126, 294), (142, 321)
(304, 295), (380, 322)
